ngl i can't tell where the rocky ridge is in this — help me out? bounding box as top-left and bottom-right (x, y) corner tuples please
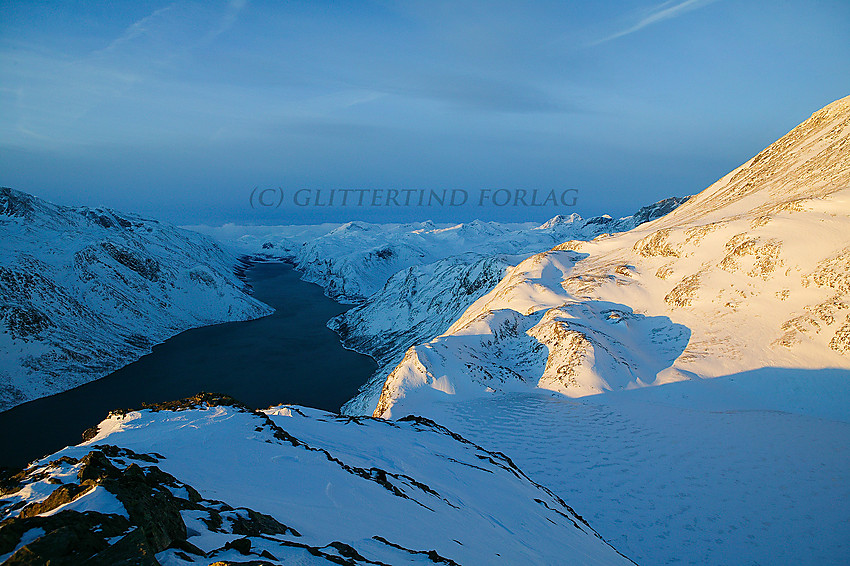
(0, 393), (633, 566)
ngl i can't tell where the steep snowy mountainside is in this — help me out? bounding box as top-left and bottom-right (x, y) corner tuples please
(306, 200), (688, 415)
(191, 197), (688, 304)
(374, 95), (850, 419)
(334, 253), (517, 415)
(0, 189), (272, 412)
(0, 394), (632, 565)
(650, 95), (850, 226)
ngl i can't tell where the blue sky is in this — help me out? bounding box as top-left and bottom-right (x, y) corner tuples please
(1, 0), (848, 225)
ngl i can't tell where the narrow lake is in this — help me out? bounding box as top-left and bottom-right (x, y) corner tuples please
(0, 262), (376, 469)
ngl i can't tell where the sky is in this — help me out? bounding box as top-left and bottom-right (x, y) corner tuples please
(1, 0), (848, 225)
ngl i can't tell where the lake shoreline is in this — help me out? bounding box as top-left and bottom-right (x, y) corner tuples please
(0, 260), (377, 469)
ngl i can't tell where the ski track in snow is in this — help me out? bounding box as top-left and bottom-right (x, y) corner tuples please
(430, 392), (850, 566)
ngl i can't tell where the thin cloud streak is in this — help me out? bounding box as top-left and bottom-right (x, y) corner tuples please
(593, 0), (719, 46)
(98, 3), (179, 54)
(202, 0), (248, 45)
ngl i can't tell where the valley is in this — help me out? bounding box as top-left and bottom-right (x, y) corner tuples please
(1, 97), (849, 565)
(0, 262), (375, 469)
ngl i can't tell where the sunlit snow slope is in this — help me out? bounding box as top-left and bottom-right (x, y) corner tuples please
(374, 96), (850, 419)
(193, 200), (688, 416)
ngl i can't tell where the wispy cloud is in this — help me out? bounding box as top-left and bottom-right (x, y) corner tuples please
(203, 0), (248, 44)
(98, 0), (247, 55)
(99, 3), (179, 54)
(593, 0), (719, 46)
(1, 1), (252, 148)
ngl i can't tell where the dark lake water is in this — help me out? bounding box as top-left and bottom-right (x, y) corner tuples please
(0, 262), (376, 469)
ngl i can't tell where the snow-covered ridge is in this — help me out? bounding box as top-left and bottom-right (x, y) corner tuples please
(192, 199), (688, 416)
(0, 188), (272, 411)
(330, 199), (688, 415)
(191, 197), (688, 304)
(373, 95), (850, 419)
(0, 394), (632, 565)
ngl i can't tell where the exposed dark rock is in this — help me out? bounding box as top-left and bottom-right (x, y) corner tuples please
(82, 527), (160, 566)
(100, 464), (187, 553)
(202, 509), (225, 532)
(3, 448), (198, 563)
(0, 467), (26, 496)
(100, 242), (161, 282)
(208, 561), (276, 566)
(371, 535), (461, 565)
(0, 305), (54, 340)
(0, 188), (35, 218)
(48, 456), (79, 468)
(632, 196), (690, 225)
(0, 510), (132, 565)
(19, 483), (90, 518)
(373, 247), (394, 260)
(141, 392), (248, 413)
(92, 445), (160, 463)
(326, 541), (367, 560)
(124, 333), (154, 350)
(226, 508), (300, 537)
(169, 538), (206, 556)
(81, 424), (101, 443)
(584, 215), (613, 226)
(224, 536), (252, 555)
(77, 451), (120, 482)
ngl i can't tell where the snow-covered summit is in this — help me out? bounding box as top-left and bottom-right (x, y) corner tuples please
(0, 188), (272, 411)
(373, 95), (850, 419)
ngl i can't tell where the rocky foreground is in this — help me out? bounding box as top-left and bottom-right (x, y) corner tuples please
(0, 394), (633, 566)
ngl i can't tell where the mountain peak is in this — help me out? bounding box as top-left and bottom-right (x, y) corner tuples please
(659, 96), (850, 226)
(373, 95), (850, 419)
(0, 187), (40, 219)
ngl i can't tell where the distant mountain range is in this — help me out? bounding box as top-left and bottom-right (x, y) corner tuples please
(193, 197), (687, 414)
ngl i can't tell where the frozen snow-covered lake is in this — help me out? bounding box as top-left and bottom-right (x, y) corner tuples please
(0, 262), (376, 468)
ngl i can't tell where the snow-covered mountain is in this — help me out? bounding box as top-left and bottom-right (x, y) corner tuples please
(0, 188), (685, 415)
(332, 253), (516, 415)
(192, 199), (687, 304)
(193, 199), (688, 416)
(3, 94), (847, 566)
(347, 96), (850, 565)
(0, 393), (632, 565)
(330, 201), (691, 415)
(0, 189), (272, 411)
(373, 95), (850, 419)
